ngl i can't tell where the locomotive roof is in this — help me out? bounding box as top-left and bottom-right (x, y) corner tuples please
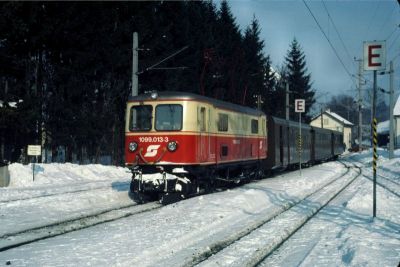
(128, 91), (265, 116)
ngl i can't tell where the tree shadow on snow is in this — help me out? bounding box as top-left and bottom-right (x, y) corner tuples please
(234, 182), (400, 241)
(111, 181), (130, 192)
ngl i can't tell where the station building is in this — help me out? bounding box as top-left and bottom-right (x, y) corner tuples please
(310, 109), (353, 151)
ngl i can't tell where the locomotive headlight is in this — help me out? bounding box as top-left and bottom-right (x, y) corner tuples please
(128, 142), (138, 152)
(167, 141), (178, 152)
(151, 91), (158, 99)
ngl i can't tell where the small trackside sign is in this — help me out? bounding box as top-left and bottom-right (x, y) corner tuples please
(363, 41), (386, 71)
(295, 99), (305, 113)
(27, 145), (41, 156)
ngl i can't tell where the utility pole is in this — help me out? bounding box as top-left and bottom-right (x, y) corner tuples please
(356, 58), (363, 150)
(286, 82), (289, 120)
(257, 94), (262, 110)
(321, 108), (324, 128)
(132, 32), (138, 96)
(389, 61), (394, 159)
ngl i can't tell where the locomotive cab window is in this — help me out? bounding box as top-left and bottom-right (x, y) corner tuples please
(155, 104), (183, 131)
(251, 119), (258, 134)
(130, 105), (153, 131)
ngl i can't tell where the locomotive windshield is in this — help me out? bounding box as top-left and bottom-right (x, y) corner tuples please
(129, 105), (153, 131)
(155, 104), (183, 131)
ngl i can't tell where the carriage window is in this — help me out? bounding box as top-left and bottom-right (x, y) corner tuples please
(130, 105), (153, 131)
(218, 113), (228, 132)
(251, 119), (258, 134)
(155, 104), (183, 131)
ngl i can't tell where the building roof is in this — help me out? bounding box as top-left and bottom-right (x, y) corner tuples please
(377, 120), (389, 134)
(0, 100), (20, 108)
(394, 95), (400, 116)
(322, 110), (354, 126)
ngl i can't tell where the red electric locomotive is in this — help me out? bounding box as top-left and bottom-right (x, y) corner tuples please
(125, 91), (267, 201)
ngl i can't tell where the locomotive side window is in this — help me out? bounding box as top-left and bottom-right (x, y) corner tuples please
(251, 119), (258, 134)
(155, 104), (183, 131)
(199, 107), (206, 132)
(130, 105), (153, 131)
(218, 113), (228, 132)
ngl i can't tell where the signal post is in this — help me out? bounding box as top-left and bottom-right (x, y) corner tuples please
(295, 99), (305, 177)
(363, 41), (386, 218)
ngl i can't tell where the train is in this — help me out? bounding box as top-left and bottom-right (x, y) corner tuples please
(124, 91), (345, 202)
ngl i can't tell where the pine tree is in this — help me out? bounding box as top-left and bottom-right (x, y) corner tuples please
(285, 38), (315, 121)
(261, 58), (277, 116)
(214, 0), (243, 103)
(242, 16), (267, 108)
(1, 1), (281, 163)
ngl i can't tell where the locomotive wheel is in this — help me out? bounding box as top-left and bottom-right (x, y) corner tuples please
(159, 193), (181, 205)
(129, 191), (146, 204)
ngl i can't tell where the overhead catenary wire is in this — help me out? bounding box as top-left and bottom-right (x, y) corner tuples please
(302, 0), (356, 88)
(321, 0), (355, 70)
(387, 31), (400, 55)
(363, 0), (382, 41)
(378, 8), (396, 37)
(384, 24), (399, 41)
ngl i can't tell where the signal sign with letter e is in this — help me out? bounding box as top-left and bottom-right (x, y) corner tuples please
(363, 41), (386, 71)
(295, 99), (305, 113)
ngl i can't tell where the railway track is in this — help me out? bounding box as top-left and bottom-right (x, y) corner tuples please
(0, 161), (366, 266)
(0, 167), (316, 253)
(0, 161), (365, 262)
(112, 161), (360, 266)
(342, 159), (400, 198)
(0, 200), (161, 252)
(188, 161), (362, 267)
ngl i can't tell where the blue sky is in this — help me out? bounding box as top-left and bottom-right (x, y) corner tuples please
(221, 0), (399, 106)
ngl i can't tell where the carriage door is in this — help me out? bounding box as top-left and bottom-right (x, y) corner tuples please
(199, 107), (209, 162)
(278, 125), (283, 165)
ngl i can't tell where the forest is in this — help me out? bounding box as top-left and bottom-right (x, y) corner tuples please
(1, 1), (324, 164)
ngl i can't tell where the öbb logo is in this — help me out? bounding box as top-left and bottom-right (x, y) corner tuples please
(144, 145), (160, 157)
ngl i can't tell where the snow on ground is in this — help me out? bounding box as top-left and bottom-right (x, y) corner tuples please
(0, 150), (399, 266)
(1, 163), (132, 201)
(7, 162), (130, 188)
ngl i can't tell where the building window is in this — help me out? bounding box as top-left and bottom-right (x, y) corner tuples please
(324, 118), (329, 125)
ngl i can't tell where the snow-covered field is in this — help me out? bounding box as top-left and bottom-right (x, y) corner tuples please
(0, 149), (399, 266)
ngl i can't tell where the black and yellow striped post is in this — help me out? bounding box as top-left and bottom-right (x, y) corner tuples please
(372, 117), (378, 217)
(371, 69), (378, 218)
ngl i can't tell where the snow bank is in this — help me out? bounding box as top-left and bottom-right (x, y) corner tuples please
(6, 163), (132, 188)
